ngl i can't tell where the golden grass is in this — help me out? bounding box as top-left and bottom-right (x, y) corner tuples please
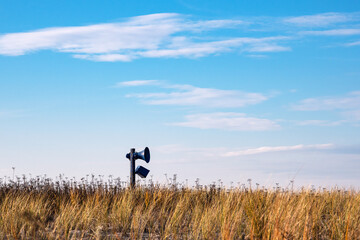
(0, 178), (359, 239)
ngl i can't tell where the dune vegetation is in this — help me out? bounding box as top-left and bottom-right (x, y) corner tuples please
(0, 175), (359, 239)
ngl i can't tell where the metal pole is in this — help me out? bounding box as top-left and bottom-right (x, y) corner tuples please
(130, 148), (135, 188)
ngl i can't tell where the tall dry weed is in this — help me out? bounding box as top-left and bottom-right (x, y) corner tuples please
(0, 177), (359, 239)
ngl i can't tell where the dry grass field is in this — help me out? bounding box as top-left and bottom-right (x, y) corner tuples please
(0, 176), (359, 239)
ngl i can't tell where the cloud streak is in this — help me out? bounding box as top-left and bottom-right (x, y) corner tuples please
(302, 28), (360, 36)
(0, 13), (291, 62)
(222, 143), (334, 157)
(292, 91), (360, 111)
(115, 80), (161, 87)
(291, 91), (360, 126)
(1, 12), (360, 61)
(284, 12), (358, 27)
(153, 143), (335, 158)
(123, 82), (268, 108)
(119, 81), (275, 131)
(295, 120), (347, 127)
(171, 112), (279, 131)
(0, 13), (182, 56)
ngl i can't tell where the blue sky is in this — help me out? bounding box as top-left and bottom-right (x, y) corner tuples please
(1, 0), (360, 188)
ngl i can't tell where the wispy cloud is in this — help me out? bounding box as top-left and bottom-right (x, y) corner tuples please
(222, 143), (334, 157)
(120, 81), (274, 131)
(295, 120), (347, 127)
(151, 143), (359, 186)
(292, 91), (360, 111)
(123, 82), (268, 108)
(0, 13), (291, 62)
(171, 112), (279, 131)
(346, 40), (360, 46)
(0, 13), (180, 56)
(139, 37), (290, 58)
(283, 12), (360, 48)
(2, 12), (360, 61)
(302, 28), (360, 36)
(74, 54), (134, 62)
(282, 12), (360, 50)
(153, 143), (334, 158)
(247, 44), (290, 53)
(284, 12), (358, 27)
(115, 80), (161, 87)
(291, 91), (360, 125)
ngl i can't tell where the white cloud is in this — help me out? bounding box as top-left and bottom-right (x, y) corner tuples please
(70, 36), (290, 60)
(302, 28), (360, 36)
(284, 12), (356, 27)
(222, 143), (334, 157)
(182, 19), (246, 30)
(152, 143), (334, 159)
(73, 54), (134, 62)
(115, 80), (161, 87)
(284, 13), (360, 47)
(292, 91), (360, 111)
(247, 44), (291, 53)
(2, 12), (360, 61)
(296, 120), (346, 127)
(150, 143), (360, 187)
(139, 37), (290, 58)
(292, 91), (360, 125)
(0, 13), (291, 61)
(346, 40), (360, 46)
(126, 83), (268, 108)
(0, 13), (182, 56)
(171, 112), (279, 131)
(246, 54), (268, 58)
(121, 82), (274, 131)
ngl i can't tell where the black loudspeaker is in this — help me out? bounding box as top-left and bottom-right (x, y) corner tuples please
(135, 166), (150, 178)
(126, 147), (150, 163)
